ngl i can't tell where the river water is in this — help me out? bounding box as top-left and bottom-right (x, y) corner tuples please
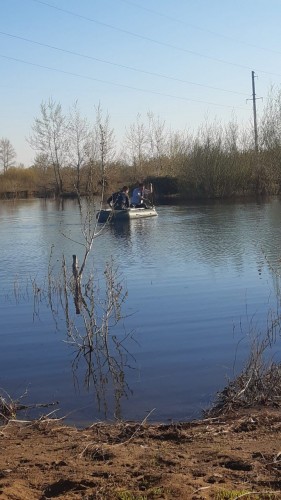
(1, 197), (281, 424)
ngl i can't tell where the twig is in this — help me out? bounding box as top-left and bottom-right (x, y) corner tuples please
(115, 408), (156, 445)
(234, 491), (280, 499)
(79, 409), (157, 456)
(192, 486), (211, 493)
(234, 375), (253, 400)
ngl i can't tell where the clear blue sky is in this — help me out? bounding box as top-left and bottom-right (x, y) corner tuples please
(1, 0), (280, 165)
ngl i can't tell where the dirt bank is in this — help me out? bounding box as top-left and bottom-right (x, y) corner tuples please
(1, 408), (281, 499)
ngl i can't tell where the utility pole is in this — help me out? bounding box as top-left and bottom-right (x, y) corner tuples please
(247, 71), (261, 152)
(252, 71), (258, 152)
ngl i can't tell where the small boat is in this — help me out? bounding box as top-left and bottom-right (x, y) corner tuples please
(96, 206), (158, 223)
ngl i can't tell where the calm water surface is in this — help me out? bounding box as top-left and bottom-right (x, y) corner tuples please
(1, 198), (281, 424)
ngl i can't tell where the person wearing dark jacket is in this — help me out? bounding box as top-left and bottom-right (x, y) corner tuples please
(107, 186), (129, 210)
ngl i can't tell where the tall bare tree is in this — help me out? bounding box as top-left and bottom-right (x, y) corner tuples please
(29, 99), (68, 196)
(124, 113), (148, 177)
(0, 138), (16, 172)
(147, 112), (168, 174)
(68, 101), (91, 194)
(91, 104), (115, 195)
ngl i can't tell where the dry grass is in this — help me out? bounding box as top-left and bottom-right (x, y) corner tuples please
(206, 313), (281, 417)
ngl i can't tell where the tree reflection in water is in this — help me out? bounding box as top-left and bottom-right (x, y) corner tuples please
(71, 328), (134, 419)
(31, 193), (137, 419)
(37, 250), (136, 419)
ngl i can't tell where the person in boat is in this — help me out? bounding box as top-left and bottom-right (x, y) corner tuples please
(130, 182), (152, 208)
(107, 186), (130, 210)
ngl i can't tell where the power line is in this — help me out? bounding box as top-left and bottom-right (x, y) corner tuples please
(119, 0), (281, 58)
(28, 0), (268, 74)
(0, 30), (248, 97)
(0, 53), (248, 110)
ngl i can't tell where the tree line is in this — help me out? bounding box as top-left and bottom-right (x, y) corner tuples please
(2, 86), (281, 200)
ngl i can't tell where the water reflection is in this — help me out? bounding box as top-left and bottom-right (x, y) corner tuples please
(46, 253), (135, 419)
(71, 331), (134, 419)
(152, 201), (281, 278)
(2, 198), (281, 423)
(109, 220), (132, 241)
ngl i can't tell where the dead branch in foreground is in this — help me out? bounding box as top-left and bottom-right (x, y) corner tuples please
(206, 360), (281, 417)
(0, 389), (59, 423)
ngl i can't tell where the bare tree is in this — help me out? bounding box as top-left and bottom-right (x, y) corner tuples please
(260, 86), (281, 151)
(29, 98), (68, 196)
(0, 138), (16, 172)
(147, 112), (168, 174)
(68, 101), (91, 194)
(167, 129), (191, 176)
(124, 113), (148, 177)
(92, 104), (115, 195)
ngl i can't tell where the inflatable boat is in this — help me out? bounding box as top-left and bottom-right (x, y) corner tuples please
(97, 206), (158, 223)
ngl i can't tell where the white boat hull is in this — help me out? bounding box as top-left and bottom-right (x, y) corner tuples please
(97, 207), (158, 223)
